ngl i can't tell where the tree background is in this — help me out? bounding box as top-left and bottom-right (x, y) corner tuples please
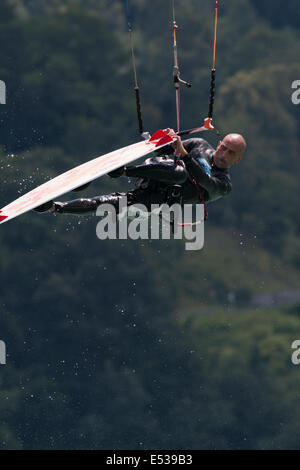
(0, 0), (300, 449)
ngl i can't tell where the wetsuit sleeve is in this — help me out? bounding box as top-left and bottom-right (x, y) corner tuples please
(182, 138), (215, 155)
(184, 157), (231, 198)
(182, 139), (232, 200)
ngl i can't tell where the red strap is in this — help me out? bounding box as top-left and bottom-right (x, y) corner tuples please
(190, 177), (208, 221)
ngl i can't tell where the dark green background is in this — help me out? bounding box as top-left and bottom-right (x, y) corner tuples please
(0, 0), (300, 449)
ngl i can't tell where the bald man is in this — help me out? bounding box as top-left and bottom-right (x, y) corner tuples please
(34, 129), (246, 216)
(161, 128), (246, 204)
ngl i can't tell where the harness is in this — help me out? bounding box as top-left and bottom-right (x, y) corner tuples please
(189, 177), (208, 221)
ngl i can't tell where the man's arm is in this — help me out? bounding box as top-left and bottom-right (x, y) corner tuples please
(183, 155), (232, 200)
(161, 130), (228, 199)
(164, 129), (232, 199)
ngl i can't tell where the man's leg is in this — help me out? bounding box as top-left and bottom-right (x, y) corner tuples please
(34, 192), (136, 215)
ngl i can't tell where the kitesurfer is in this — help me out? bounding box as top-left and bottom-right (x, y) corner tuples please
(34, 129), (246, 216)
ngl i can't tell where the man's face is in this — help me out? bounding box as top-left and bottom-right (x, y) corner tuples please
(213, 138), (243, 169)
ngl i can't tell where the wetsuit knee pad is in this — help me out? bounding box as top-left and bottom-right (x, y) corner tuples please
(174, 165), (188, 184)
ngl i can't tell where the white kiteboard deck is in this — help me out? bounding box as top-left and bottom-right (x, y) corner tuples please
(0, 130), (174, 224)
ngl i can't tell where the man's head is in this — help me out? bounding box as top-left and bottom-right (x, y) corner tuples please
(213, 133), (246, 169)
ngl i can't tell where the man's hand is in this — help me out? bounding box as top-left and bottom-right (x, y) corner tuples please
(34, 200), (55, 213)
(164, 128), (188, 157)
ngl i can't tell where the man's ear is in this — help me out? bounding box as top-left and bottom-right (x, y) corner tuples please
(235, 155), (243, 165)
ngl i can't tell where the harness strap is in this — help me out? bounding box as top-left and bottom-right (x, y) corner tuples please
(190, 177), (208, 221)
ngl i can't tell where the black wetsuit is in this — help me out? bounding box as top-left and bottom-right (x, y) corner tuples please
(53, 138), (232, 215)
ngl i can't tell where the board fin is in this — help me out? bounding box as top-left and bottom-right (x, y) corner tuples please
(155, 134), (173, 147)
(0, 214), (8, 223)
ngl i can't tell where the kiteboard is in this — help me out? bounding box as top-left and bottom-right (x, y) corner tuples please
(0, 130), (174, 225)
